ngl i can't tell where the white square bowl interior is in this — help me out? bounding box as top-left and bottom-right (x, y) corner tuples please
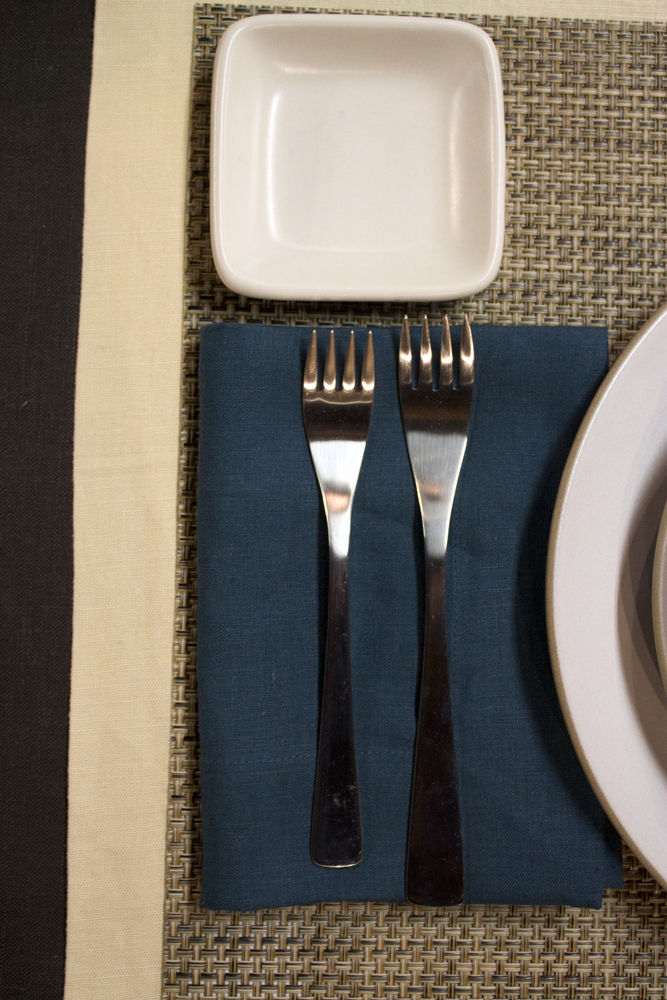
(211, 14), (505, 302)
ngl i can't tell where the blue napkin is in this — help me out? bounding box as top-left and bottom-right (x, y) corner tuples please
(197, 322), (623, 912)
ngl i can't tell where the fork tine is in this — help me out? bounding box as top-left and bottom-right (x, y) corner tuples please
(459, 316), (474, 388)
(440, 316), (453, 388)
(323, 330), (336, 391)
(399, 316), (412, 386)
(418, 314), (433, 387)
(361, 332), (374, 391)
(304, 330), (318, 391)
(342, 332), (356, 391)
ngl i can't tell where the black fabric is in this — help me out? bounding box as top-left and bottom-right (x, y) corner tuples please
(0, 3), (95, 998)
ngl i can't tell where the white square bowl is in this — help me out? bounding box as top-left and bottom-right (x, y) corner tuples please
(210, 14), (505, 302)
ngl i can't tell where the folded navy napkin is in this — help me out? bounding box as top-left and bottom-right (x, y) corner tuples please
(197, 322), (623, 912)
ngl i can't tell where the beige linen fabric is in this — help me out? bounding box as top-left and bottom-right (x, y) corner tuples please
(66, 2), (192, 999)
(67, 1), (667, 1000)
(309, 0), (666, 10)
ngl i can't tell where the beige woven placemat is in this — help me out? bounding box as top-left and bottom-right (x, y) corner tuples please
(164, 7), (667, 998)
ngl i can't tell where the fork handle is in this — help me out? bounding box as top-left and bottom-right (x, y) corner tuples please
(406, 554), (463, 905)
(310, 552), (363, 868)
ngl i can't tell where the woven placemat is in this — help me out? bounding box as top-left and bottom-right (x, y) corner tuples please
(164, 7), (667, 998)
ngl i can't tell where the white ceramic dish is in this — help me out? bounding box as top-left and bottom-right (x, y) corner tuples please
(652, 499), (667, 686)
(547, 303), (667, 888)
(210, 14), (505, 302)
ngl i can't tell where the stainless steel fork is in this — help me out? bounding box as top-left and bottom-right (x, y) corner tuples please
(303, 329), (374, 868)
(398, 314), (474, 906)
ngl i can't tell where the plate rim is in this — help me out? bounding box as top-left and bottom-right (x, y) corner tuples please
(546, 302), (667, 887)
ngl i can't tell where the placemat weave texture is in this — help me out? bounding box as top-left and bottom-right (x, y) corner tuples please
(165, 6), (667, 997)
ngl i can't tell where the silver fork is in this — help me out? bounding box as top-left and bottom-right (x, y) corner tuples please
(398, 314), (474, 906)
(303, 329), (374, 868)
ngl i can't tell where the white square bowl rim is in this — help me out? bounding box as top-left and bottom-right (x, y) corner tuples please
(210, 13), (506, 302)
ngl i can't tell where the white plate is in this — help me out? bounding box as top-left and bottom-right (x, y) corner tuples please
(652, 498), (667, 686)
(210, 14), (505, 302)
(547, 303), (667, 887)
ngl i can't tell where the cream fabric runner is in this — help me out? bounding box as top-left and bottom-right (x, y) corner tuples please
(67, 1), (667, 999)
(67, 3), (191, 999)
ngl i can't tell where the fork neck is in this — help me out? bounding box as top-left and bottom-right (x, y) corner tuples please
(326, 505), (353, 560)
(422, 513), (454, 562)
